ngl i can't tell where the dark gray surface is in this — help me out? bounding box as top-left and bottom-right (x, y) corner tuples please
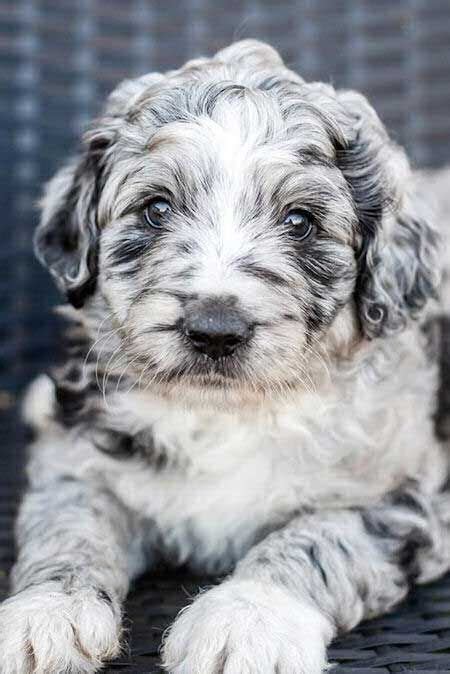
(1, 1), (450, 671)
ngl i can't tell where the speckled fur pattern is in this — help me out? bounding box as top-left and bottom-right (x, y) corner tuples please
(3, 40), (450, 674)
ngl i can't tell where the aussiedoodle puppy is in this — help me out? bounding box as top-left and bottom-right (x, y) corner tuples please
(2, 39), (450, 674)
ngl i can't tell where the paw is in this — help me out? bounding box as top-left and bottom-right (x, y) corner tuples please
(162, 580), (333, 674)
(0, 584), (122, 674)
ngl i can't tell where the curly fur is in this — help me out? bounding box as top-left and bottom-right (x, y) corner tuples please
(3, 40), (450, 674)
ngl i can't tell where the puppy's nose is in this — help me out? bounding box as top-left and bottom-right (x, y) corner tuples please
(182, 298), (253, 359)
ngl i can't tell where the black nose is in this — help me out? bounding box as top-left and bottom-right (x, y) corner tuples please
(182, 298), (253, 359)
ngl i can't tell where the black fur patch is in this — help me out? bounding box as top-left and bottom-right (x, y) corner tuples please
(52, 361), (92, 427)
(360, 485), (433, 581)
(239, 260), (289, 288)
(430, 315), (450, 440)
(306, 543), (329, 586)
(336, 136), (386, 247)
(93, 430), (137, 458)
(336, 134), (387, 336)
(360, 512), (392, 540)
(292, 238), (356, 335)
(107, 230), (156, 276)
(97, 589), (113, 605)
(387, 483), (426, 516)
(92, 427), (170, 470)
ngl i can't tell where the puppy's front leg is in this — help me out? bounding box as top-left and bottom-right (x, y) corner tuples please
(163, 484), (450, 674)
(0, 477), (142, 674)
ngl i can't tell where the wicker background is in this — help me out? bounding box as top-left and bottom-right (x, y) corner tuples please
(1, 0), (450, 671)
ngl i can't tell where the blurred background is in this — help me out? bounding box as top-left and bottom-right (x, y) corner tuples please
(0, 0), (450, 508)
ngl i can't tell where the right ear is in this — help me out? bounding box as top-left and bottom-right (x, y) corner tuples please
(34, 141), (106, 309)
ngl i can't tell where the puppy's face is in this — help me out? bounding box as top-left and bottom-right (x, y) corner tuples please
(36, 41), (439, 405)
(98, 92), (357, 399)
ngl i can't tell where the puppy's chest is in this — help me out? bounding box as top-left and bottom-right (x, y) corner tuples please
(112, 411), (306, 517)
(100, 391), (433, 571)
(109, 413), (318, 570)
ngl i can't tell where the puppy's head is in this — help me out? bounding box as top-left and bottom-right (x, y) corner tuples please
(35, 40), (439, 405)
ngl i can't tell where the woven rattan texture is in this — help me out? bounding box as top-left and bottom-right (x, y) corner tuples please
(1, 1), (450, 672)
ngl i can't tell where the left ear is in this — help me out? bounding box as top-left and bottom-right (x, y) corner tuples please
(336, 90), (440, 339)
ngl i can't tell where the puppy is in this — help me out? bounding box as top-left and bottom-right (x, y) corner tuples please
(2, 39), (450, 674)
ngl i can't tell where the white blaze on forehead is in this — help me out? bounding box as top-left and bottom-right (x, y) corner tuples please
(187, 108), (279, 296)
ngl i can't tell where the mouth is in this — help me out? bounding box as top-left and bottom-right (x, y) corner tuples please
(119, 344), (306, 403)
(162, 353), (242, 385)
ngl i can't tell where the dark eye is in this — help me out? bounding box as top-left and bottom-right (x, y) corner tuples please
(144, 198), (172, 229)
(283, 209), (314, 241)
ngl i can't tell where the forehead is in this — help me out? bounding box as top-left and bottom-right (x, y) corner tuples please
(120, 80), (339, 165)
(123, 94), (336, 187)
(152, 87), (336, 159)
(105, 81), (353, 232)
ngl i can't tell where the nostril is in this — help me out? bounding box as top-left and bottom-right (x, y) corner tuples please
(222, 334), (244, 352)
(185, 330), (211, 349)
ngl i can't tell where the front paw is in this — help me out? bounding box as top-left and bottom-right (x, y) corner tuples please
(0, 584), (122, 674)
(162, 580), (333, 674)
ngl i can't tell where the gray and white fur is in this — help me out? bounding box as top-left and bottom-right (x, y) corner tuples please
(2, 40), (450, 673)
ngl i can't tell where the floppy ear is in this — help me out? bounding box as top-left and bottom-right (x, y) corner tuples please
(34, 140), (106, 308)
(337, 90), (440, 338)
(34, 71), (164, 309)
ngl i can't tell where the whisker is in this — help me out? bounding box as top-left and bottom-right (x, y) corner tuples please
(82, 312), (117, 371)
(94, 328), (123, 393)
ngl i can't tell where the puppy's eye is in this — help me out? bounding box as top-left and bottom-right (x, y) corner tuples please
(144, 198), (172, 229)
(283, 209), (314, 241)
